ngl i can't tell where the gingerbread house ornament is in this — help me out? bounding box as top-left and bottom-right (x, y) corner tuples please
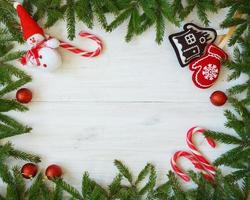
(169, 23), (217, 67)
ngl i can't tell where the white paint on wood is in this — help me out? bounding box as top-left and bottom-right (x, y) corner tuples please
(1, 9), (242, 191)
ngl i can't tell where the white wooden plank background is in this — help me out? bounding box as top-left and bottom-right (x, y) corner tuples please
(1, 7), (246, 192)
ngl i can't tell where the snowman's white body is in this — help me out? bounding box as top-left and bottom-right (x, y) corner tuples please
(25, 33), (62, 71)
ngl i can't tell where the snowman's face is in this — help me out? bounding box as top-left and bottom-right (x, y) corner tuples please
(27, 34), (45, 48)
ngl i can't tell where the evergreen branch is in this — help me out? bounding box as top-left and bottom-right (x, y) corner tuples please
(0, 142), (40, 163)
(8, 147), (41, 163)
(91, 0), (109, 30)
(81, 172), (108, 199)
(108, 7), (134, 32)
(75, 0), (94, 29)
(24, 173), (48, 200)
(0, 113), (32, 139)
(65, 0), (76, 40)
(0, 64), (32, 97)
(228, 23), (248, 46)
(53, 178), (83, 200)
(228, 82), (249, 95)
(154, 181), (171, 199)
(139, 165), (156, 196)
(52, 184), (63, 200)
(135, 163), (152, 185)
(225, 169), (250, 182)
(0, 51), (25, 62)
(0, 99), (28, 112)
(45, 9), (64, 28)
(108, 174), (122, 197)
(213, 146), (249, 166)
(242, 177), (250, 199)
(155, 7), (165, 44)
(0, 163), (14, 185)
(229, 97), (250, 119)
(167, 171), (186, 200)
(114, 160), (133, 185)
(204, 130), (244, 145)
(12, 166), (26, 199)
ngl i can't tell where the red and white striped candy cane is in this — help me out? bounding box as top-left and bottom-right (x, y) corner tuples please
(186, 127), (216, 176)
(171, 151), (214, 182)
(59, 31), (103, 57)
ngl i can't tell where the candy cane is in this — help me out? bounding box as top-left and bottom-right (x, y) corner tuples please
(186, 127), (216, 176)
(58, 31), (103, 57)
(171, 151), (214, 182)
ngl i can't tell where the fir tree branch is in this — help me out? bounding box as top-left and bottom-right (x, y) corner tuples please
(204, 130), (244, 145)
(114, 160), (133, 185)
(0, 99), (28, 112)
(53, 178), (83, 200)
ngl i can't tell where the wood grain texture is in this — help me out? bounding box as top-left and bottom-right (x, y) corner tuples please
(1, 10), (243, 190)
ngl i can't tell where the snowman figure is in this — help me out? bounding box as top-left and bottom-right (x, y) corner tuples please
(14, 2), (62, 71)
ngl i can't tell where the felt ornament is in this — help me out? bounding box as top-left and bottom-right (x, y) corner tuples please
(169, 23), (217, 67)
(189, 12), (241, 89)
(189, 44), (228, 89)
(14, 2), (62, 72)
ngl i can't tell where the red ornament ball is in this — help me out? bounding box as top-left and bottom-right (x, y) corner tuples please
(210, 91), (228, 106)
(45, 164), (63, 180)
(21, 163), (38, 179)
(16, 88), (32, 104)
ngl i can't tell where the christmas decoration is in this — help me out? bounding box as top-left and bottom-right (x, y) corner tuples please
(16, 88), (33, 104)
(189, 44), (228, 89)
(189, 12), (242, 89)
(45, 164), (63, 180)
(14, 2), (62, 71)
(21, 163), (38, 179)
(0, 1), (249, 199)
(171, 151), (214, 182)
(186, 127), (216, 176)
(210, 91), (228, 106)
(171, 127), (216, 182)
(14, 2), (103, 72)
(59, 32), (103, 57)
(169, 23), (217, 67)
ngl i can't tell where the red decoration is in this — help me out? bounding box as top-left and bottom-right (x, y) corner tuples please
(189, 44), (228, 89)
(14, 2), (44, 40)
(210, 91), (228, 106)
(45, 164), (63, 180)
(21, 163), (38, 179)
(186, 127), (216, 176)
(16, 88), (32, 104)
(171, 151), (214, 182)
(171, 127), (217, 182)
(59, 31), (103, 58)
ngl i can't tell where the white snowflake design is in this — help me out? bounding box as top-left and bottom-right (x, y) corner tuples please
(202, 64), (219, 80)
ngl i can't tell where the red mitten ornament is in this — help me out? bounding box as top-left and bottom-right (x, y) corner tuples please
(189, 44), (228, 89)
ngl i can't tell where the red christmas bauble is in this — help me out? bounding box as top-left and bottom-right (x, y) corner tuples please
(21, 163), (38, 179)
(210, 91), (227, 106)
(45, 164), (62, 180)
(16, 88), (32, 104)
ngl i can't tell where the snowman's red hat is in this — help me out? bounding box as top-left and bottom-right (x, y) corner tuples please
(14, 2), (45, 40)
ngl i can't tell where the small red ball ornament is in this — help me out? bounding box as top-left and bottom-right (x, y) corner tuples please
(210, 91), (228, 106)
(21, 163), (38, 179)
(16, 88), (32, 104)
(45, 164), (63, 180)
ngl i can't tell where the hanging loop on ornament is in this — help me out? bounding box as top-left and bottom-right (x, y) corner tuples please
(56, 32), (103, 58)
(186, 127), (216, 176)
